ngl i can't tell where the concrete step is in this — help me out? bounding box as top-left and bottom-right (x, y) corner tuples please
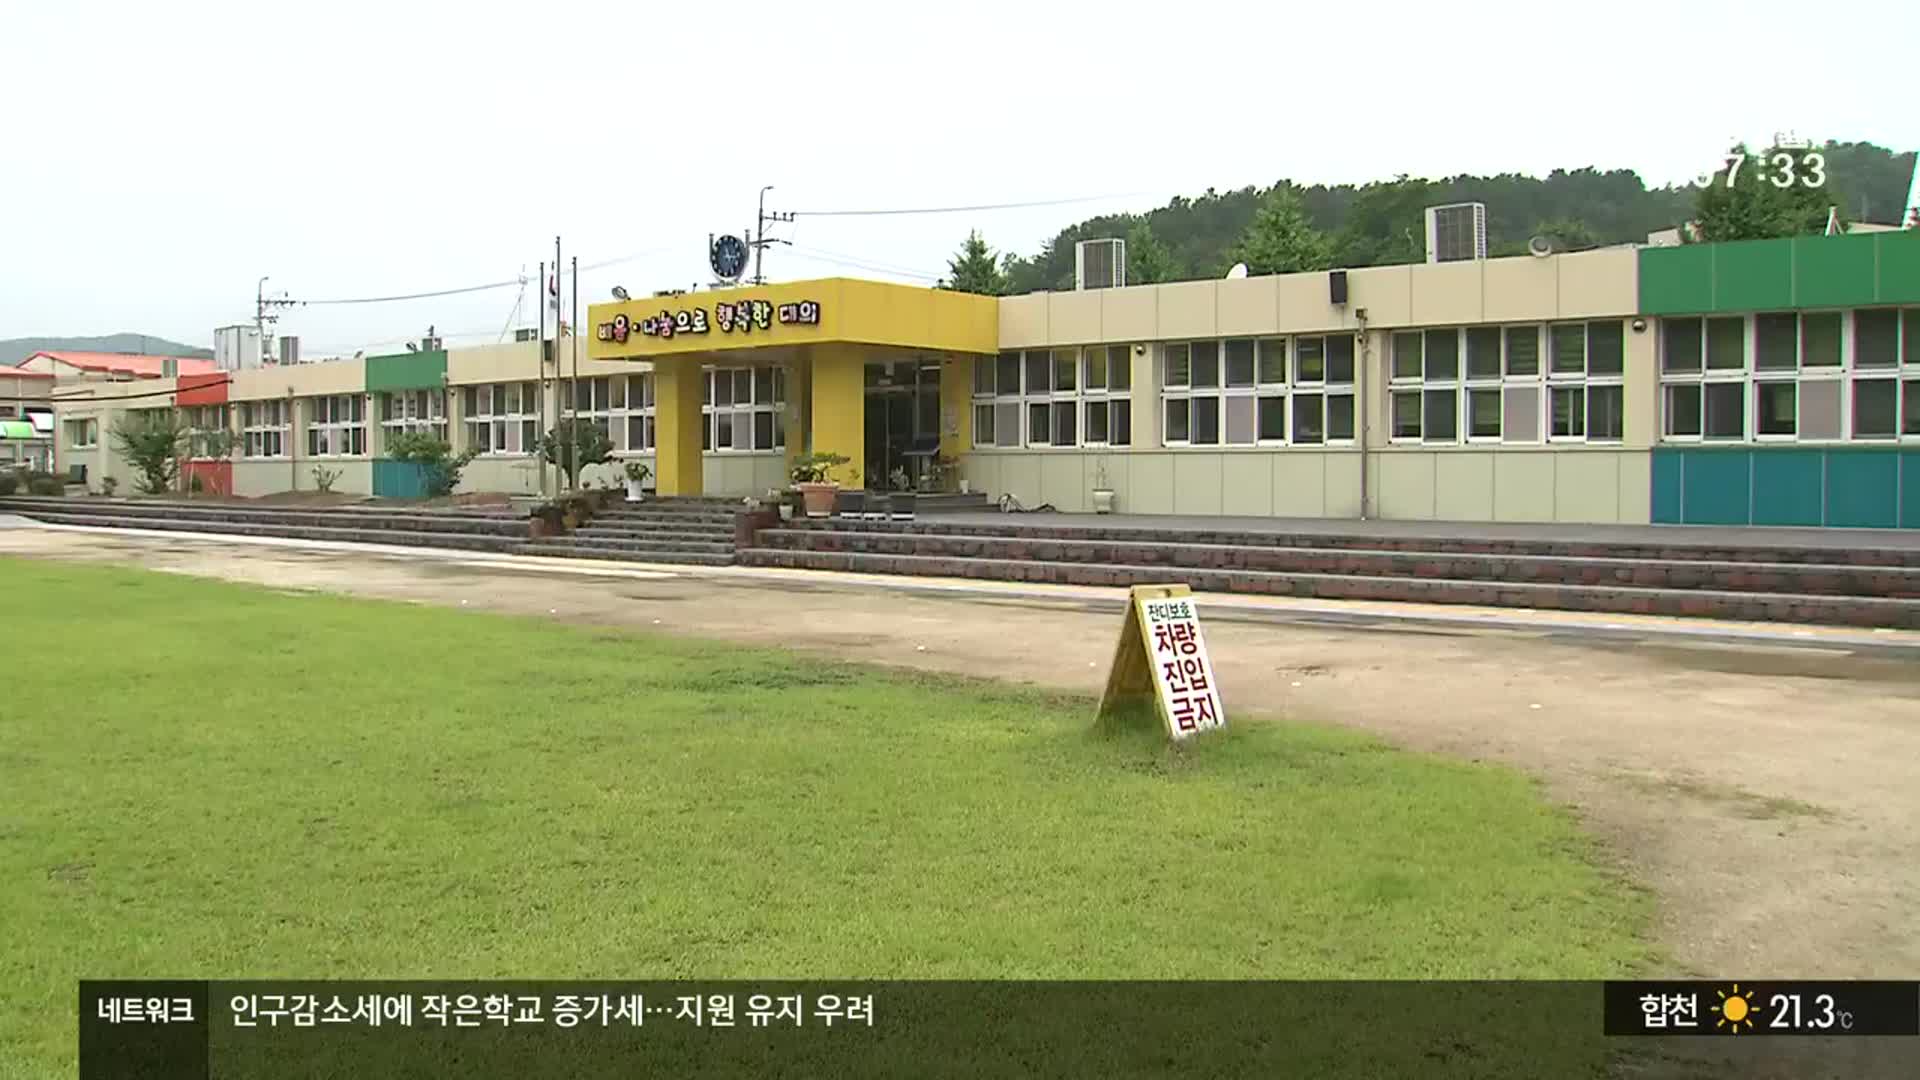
(528, 533), (734, 556)
(19, 511), (524, 553)
(516, 542), (735, 567)
(752, 528), (1920, 600)
(737, 547), (1920, 630)
(0, 498), (528, 536)
(571, 525), (734, 545)
(592, 509), (738, 526)
(779, 517), (1920, 569)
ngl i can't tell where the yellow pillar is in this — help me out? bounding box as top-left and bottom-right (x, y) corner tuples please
(939, 355), (974, 463)
(808, 344), (865, 489)
(653, 359), (704, 496)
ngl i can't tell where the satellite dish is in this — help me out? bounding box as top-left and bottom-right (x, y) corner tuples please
(610, 285), (630, 301)
(1527, 235), (1555, 257)
(1225, 262), (1249, 279)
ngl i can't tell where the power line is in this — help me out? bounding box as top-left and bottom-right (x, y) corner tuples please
(291, 248), (667, 307)
(786, 246), (943, 281)
(785, 193), (1145, 218)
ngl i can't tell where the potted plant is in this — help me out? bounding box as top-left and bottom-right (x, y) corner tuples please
(789, 451), (851, 518)
(623, 461), (651, 503)
(1091, 457), (1116, 515)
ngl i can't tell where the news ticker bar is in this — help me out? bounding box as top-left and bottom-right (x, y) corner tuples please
(82, 980), (1918, 1038)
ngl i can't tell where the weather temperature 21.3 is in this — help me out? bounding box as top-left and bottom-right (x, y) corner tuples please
(1604, 981), (1920, 1036)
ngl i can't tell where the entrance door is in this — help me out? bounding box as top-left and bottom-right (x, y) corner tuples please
(863, 360), (941, 491)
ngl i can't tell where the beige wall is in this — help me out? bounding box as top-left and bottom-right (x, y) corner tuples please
(962, 446), (1651, 525)
(997, 249), (1638, 349)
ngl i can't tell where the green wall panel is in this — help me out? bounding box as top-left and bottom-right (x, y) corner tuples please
(365, 350), (447, 392)
(1638, 235), (1920, 315)
(1637, 244), (1715, 315)
(1791, 234), (1878, 308)
(1825, 450), (1900, 529)
(1650, 450), (1682, 524)
(1750, 450), (1824, 526)
(1878, 236), (1920, 304)
(1712, 239), (1794, 312)
(1679, 451), (1751, 525)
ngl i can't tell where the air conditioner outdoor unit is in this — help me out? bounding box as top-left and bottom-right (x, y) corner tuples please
(1075, 238), (1126, 290)
(514, 328), (539, 343)
(421, 337), (443, 352)
(1425, 202), (1488, 263)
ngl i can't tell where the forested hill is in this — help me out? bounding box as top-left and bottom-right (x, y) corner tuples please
(1000, 140), (1914, 294)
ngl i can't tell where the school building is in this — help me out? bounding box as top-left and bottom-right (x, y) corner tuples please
(48, 232), (1920, 529)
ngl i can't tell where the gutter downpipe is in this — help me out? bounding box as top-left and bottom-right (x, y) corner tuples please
(1355, 308), (1370, 521)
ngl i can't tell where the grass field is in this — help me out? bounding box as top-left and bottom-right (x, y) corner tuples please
(0, 559), (1649, 1075)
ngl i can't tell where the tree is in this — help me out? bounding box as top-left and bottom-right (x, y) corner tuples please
(1692, 143), (1840, 242)
(1232, 185), (1334, 275)
(109, 410), (188, 495)
(1530, 218), (1602, 252)
(386, 431), (480, 498)
(942, 230), (1010, 296)
(1125, 221), (1181, 284)
(538, 418), (614, 489)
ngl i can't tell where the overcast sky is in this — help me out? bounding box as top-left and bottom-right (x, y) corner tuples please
(1, 0), (1908, 355)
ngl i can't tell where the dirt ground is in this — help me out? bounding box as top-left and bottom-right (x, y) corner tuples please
(6, 526), (1917, 987)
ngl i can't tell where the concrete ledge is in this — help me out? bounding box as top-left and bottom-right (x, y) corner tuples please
(754, 529), (1920, 600)
(737, 547), (1920, 630)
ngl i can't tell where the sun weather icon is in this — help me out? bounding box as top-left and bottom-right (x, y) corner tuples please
(1713, 984), (1756, 1033)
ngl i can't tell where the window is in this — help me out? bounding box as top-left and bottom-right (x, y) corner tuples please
(1390, 322), (1617, 444)
(378, 390), (447, 450)
(304, 394), (366, 457)
(241, 399), (289, 458)
(973, 347), (1131, 449)
(65, 417), (99, 448)
(702, 366), (785, 452)
(1161, 336), (1352, 447)
(623, 373), (656, 453)
(183, 404), (230, 458)
(463, 381), (540, 455)
(1662, 309), (1917, 443)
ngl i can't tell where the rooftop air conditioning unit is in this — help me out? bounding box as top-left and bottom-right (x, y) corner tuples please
(278, 336), (301, 366)
(421, 336), (443, 352)
(1425, 202), (1488, 263)
(514, 328), (539, 343)
(1075, 238), (1126, 290)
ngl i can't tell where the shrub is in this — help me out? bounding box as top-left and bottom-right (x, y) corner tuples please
(790, 451), (851, 485)
(0, 472), (17, 496)
(109, 411), (189, 495)
(187, 473), (203, 494)
(537, 419), (613, 490)
(386, 431), (480, 498)
(311, 465), (343, 493)
(101, 476), (119, 496)
(27, 475), (63, 496)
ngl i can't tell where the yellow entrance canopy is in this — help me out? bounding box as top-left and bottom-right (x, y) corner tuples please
(586, 277), (998, 361)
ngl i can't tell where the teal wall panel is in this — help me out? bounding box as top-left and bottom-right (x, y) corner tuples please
(1792, 234), (1878, 308)
(372, 460), (433, 498)
(1679, 451), (1751, 525)
(1650, 450), (1683, 524)
(1651, 447), (1913, 529)
(1751, 450), (1823, 526)
(1714, 239), (1794, 312)
(1825, 450), (1900, 529)
(1904, 452), (1920, 529)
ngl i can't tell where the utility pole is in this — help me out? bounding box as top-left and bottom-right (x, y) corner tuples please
(751, 185), (794, 285)
(255, 277), (296, 364)
(554, 235), (566, 492)
(571, 253), (580, 498)
(537, 258), (547, 499)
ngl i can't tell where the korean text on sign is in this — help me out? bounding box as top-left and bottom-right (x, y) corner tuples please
(1143, 598), (1224, 737)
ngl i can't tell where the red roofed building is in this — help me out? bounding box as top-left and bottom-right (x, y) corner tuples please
(15, 350), (219, 379)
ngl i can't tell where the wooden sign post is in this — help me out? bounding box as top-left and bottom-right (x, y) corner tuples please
(1095, 584), (1226, 740)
